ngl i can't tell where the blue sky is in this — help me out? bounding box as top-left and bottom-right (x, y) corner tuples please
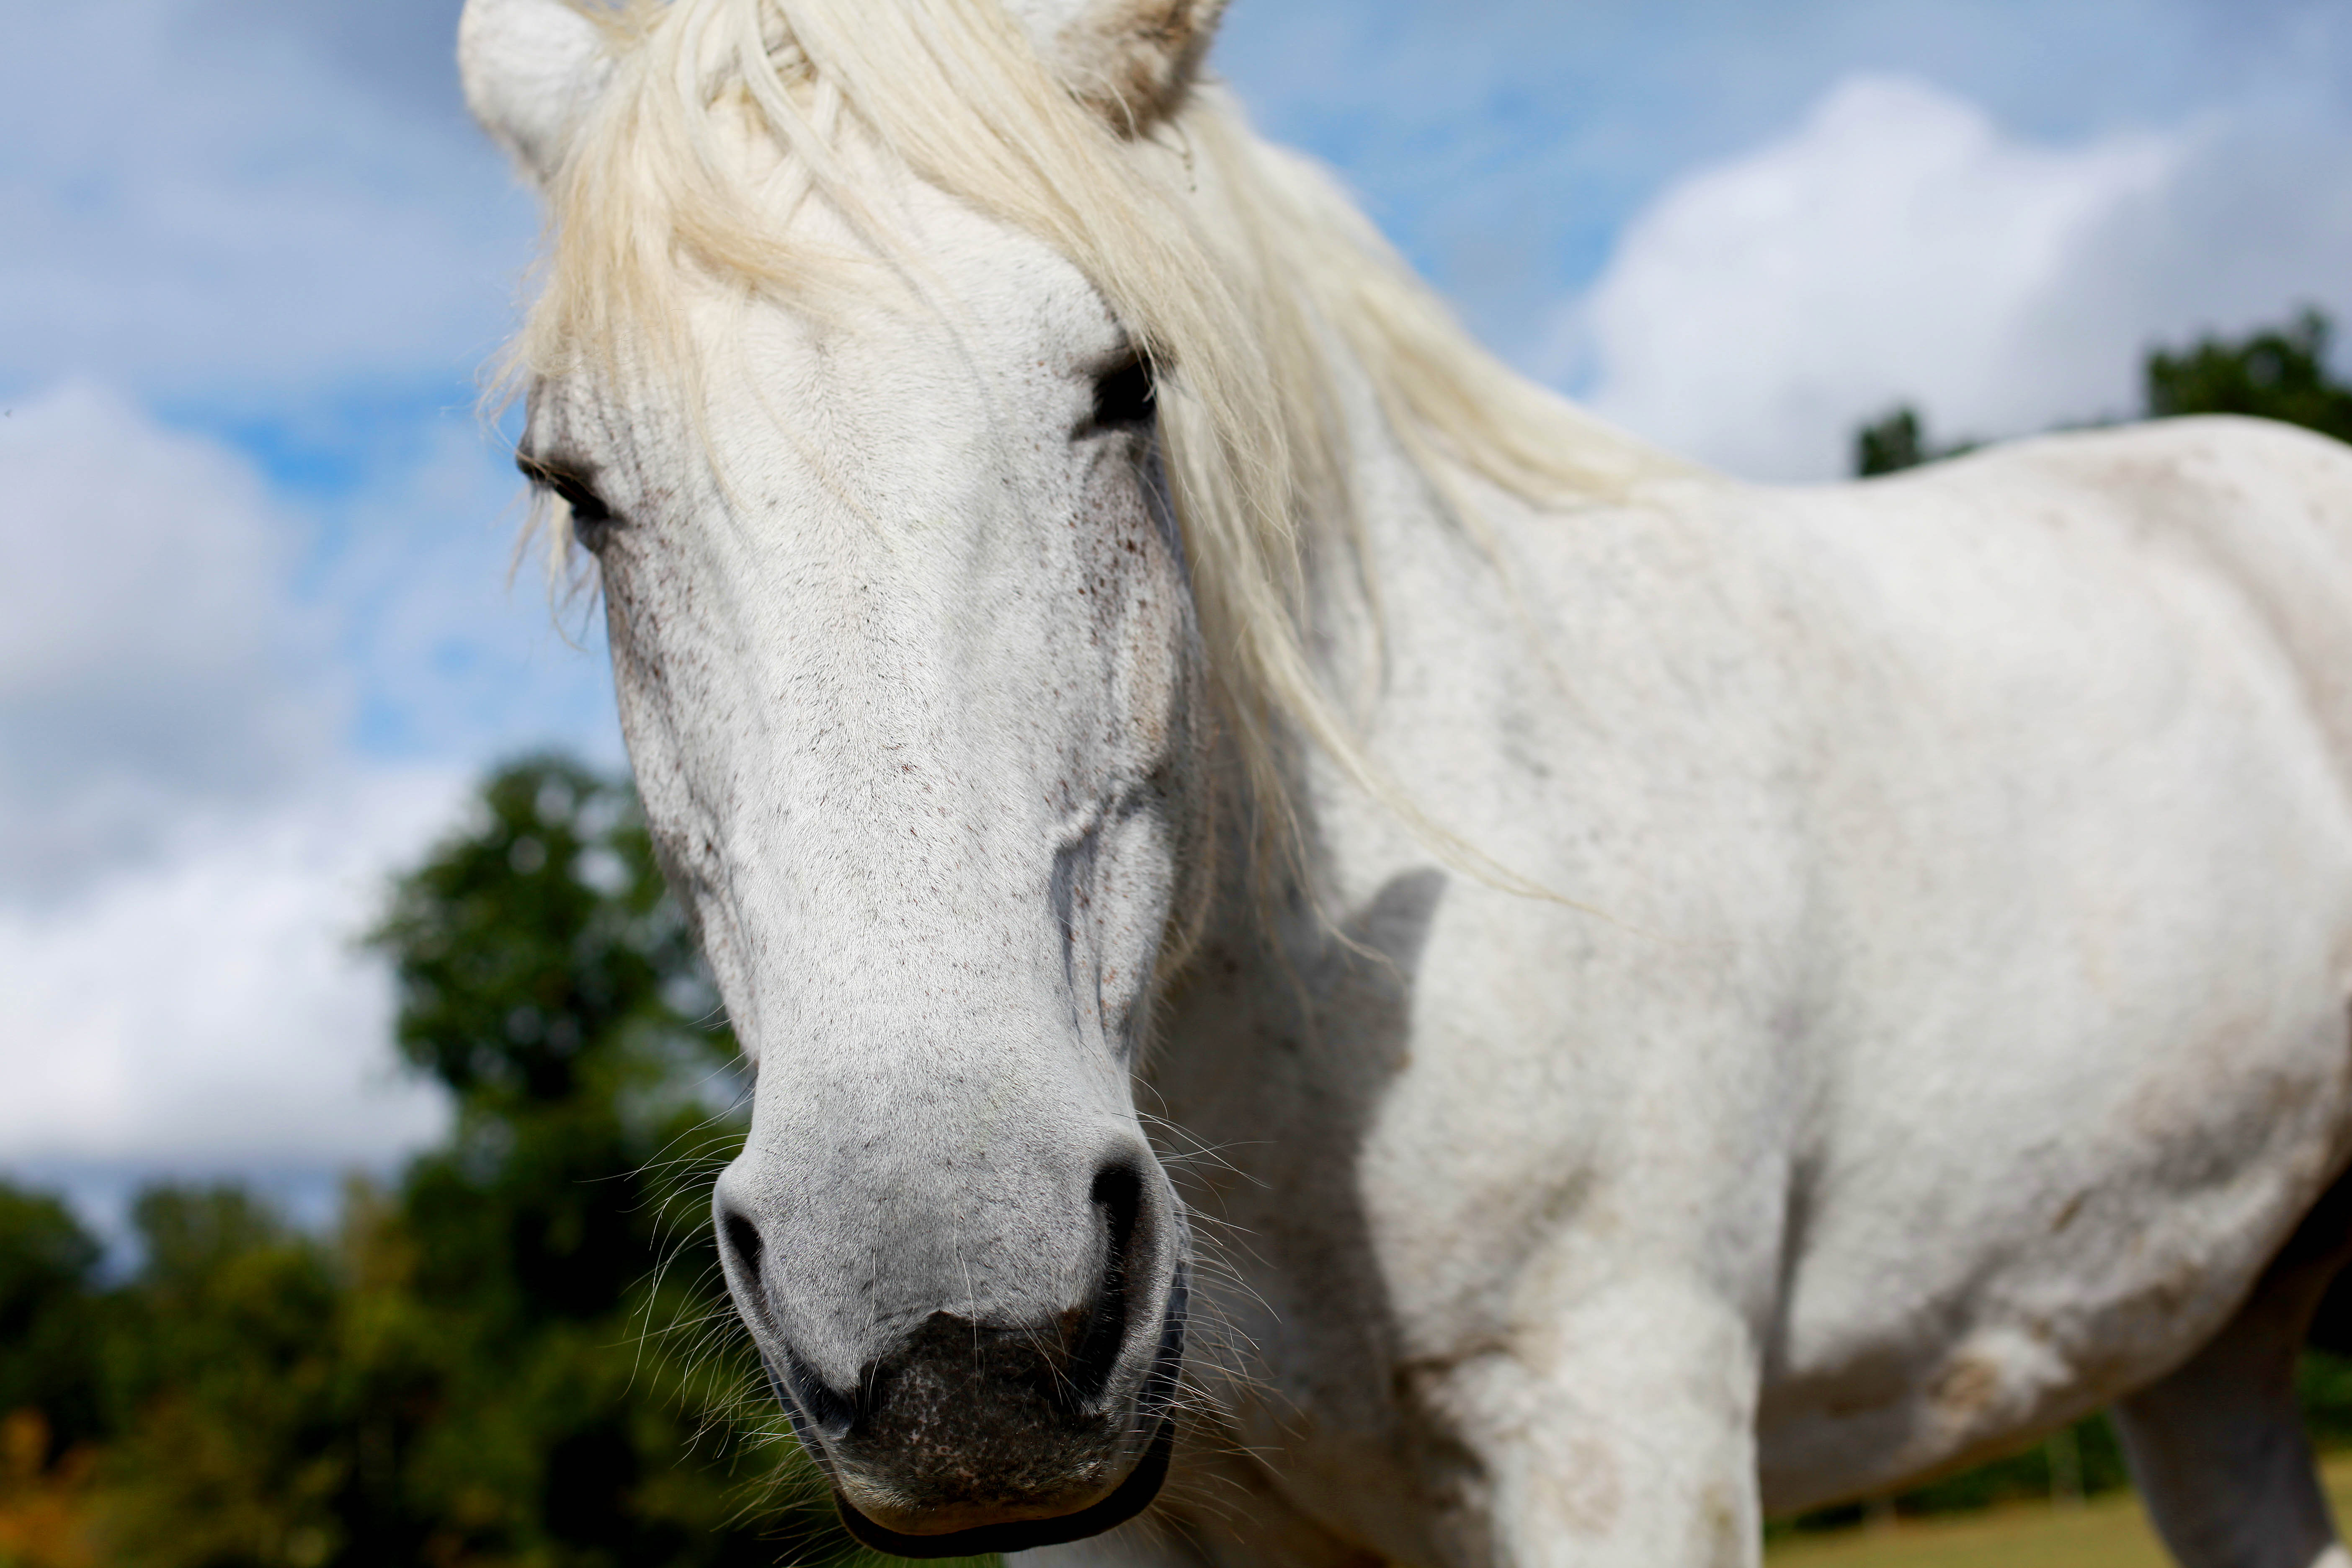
(5, 0), (2350, 1220)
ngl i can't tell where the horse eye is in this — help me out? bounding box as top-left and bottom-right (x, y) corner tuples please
(518, 455), (613, 526)
(1091, 355), (1157, 433)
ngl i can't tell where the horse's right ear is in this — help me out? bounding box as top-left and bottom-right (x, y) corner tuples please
(459, 0), (612, 186)
(1004, 0), (1230, 132)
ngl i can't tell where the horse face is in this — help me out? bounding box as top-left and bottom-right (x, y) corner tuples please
(464, 2), (1226, 1549)
(534, 198), (1200, 1551)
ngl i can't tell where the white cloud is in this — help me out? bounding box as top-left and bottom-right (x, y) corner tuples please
(0, 382), (339, 895)
(0, 771), (460, 1167)
(0, 378), (614, 907)
(0, 377), (619, 1181)
(1555, 74), (2352, 480)
(0, 364), (621, 1186)
(0, 384), (464, 1171)
(1220, 0), (2352, 364)
(0, 377), (624, 1179)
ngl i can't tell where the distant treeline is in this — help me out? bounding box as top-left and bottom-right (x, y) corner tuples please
(1855, 307), (2352, 476)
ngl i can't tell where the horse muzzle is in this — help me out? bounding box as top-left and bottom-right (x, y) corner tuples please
(717, 1154), (1189, 1554)
(770, 1264), (1187, 1556)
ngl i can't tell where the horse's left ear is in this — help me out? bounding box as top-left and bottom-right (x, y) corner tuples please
(1005, 0), (1230, 131)
(459, 0), (613, 185)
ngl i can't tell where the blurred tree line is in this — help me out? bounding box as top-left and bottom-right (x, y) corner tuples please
(1855, 305), (2352, 476)
(0, 759), (854, 1568)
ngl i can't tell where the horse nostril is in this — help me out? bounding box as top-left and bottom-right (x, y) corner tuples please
(1065, 1159), (1147, 1408)
(781, 1344), (861, 1441)
(714, 1201), (863, 1440)
(718, 1205), (765, 1298)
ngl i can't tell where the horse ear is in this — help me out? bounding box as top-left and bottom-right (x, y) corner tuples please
(1005, 0), (1230, 131)
(458, 0), (612, 184)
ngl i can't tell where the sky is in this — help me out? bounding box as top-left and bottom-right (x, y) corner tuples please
(5, 0), (2351, 1232)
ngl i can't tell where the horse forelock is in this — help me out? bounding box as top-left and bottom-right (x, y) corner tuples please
(501, 0), (1695, 871)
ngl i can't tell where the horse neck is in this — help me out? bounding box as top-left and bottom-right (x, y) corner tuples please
(1140, 337), (1471, 1309)
(1174, 323), (1478, 967)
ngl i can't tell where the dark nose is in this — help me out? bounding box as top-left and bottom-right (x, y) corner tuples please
(716, 1155), (1186, 1550)
(713, 1155), (1155, 1437)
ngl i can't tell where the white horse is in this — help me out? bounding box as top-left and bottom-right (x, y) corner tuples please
(459, 2), (2352, 1563)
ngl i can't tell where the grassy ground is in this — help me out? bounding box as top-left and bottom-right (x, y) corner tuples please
(1767, 1453), (2352, 1566)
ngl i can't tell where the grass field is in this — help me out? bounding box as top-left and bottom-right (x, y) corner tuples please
(1767, 1453), (2352, 1567)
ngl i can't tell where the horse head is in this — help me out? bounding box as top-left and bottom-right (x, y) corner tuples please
(461, 0), (1240, 1550)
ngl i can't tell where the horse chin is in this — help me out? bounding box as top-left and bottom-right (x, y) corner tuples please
(828, 1406), (1178, 1558)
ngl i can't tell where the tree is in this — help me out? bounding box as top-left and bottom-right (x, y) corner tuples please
(1852, 305), (2352, 479)
(0, 1187), (108, 1568)
(1854, 405), (1981, 477)
(0, 1187), (106, 1462)
(2146, 307), (2352, 441)
(95, 1188), (353, 1568)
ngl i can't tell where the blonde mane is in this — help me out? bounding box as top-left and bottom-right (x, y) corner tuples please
(510, 0), (1690, 857)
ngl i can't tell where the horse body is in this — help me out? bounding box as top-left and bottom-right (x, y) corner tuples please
(1143, 407), (2352, 1563)
(1743, 428), (2352, 1504)
(460, 2), (2352, 1562)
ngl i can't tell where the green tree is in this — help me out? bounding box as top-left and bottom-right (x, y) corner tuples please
(1853, 305), (2352, 479)
(1854, 405), (1981, 477)
(2146, 307), (2352, 440)
(0, 1187), (107, 1462)
(96, 1188), (352, 1568)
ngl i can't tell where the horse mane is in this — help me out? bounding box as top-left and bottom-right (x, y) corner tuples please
(509, 0), (1692, 860)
